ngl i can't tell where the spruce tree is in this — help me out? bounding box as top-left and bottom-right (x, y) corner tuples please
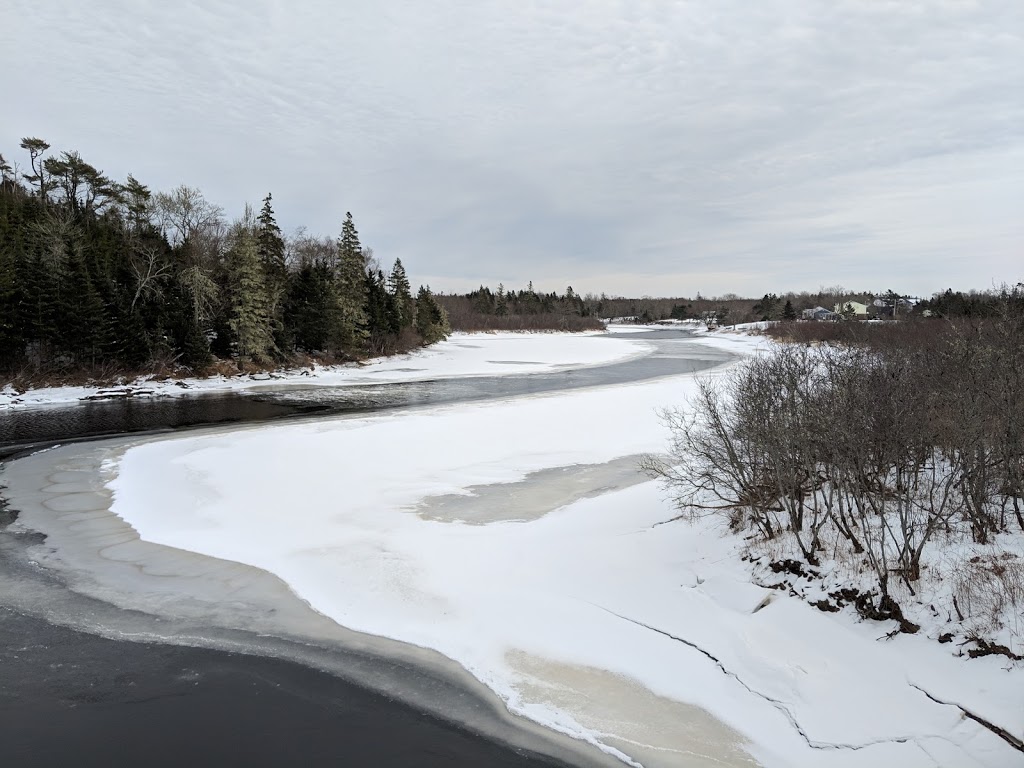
(495, 283), (508, 316)
(257, 193), (287, 292)
(783, 300), (797, 320)
(365, 268), (397, 341)
(60, 250), (109, 365)
(256, 193), (289, 349)
(286, 260), (339, 352)
(334, 212), (369, 352)
(415, 285), (451, 344)
(387, 258), (414, 329)
(225, 222), (275, 363)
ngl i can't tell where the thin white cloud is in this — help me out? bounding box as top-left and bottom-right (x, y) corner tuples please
(2, 0), (1021, 295)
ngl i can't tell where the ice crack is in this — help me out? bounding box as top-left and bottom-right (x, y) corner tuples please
(908, 683), (1024, 753)
(594, 604), (925, 754)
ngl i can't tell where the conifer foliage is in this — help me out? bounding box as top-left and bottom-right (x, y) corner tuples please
(0, 138), (449, 379)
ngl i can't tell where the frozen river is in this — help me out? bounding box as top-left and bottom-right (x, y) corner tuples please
(1, 328), (726, 458)
(4, 328), (1018, 768)
(0, 328), (741, 768)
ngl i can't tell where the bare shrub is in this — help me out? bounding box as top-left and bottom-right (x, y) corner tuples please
(647, 312), (1024, 630)
(953, 553), (1024, 644)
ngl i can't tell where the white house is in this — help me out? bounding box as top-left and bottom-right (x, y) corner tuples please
(834, 301), (869, 317)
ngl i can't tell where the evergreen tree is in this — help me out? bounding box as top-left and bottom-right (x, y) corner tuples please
(782, 299), (797, 320)
(387, 258), (414, 328)
(0, 137), (443, 378)
(19, 137), (50, 203)
(286, 260), (339, 352)
(415, 285), (451, 344)
(122, 175), (152, 232)
(495, 283), (509, 316)
(365, 267), (398, 347)
(60, 250), (109, 365)
(225, 222), (275, 363)
(334, 212), (369, 351)
(753, 293), (780, 321)
(256, 193), (289, 348)
(257, 193), (287, 290)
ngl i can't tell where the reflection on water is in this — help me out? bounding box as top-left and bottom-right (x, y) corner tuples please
(0, 395), (300, 459)
(1, 330), (730, 458)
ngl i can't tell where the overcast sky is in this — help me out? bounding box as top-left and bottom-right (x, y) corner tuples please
(3, 1), (1021, 297)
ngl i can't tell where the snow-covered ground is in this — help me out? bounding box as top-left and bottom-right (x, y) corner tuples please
(100, 330), (1022, 767)
(0, 331), (646, 410)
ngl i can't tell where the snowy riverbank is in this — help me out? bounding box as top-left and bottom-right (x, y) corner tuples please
(92, 329), (1023, 767)
(0, 330), (651, 410)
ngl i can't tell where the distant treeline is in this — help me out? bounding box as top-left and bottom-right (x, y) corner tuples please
(437, 284), (603, 332)
(439, 283), (1023, 333)
(0, 139), (451, 383)
(762, 285), (1024, 345)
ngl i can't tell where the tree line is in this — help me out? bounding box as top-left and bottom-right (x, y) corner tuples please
(436, 283), (603, 331)
(645, 293), (1024, 647)
(0, 138), (450, 382)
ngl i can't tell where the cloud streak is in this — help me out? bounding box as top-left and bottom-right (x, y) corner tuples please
(3, 0), (1021, 295)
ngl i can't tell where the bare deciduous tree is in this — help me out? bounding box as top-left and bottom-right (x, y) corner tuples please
(153, 185), (224, 247)
(645, 308), (1024, 624)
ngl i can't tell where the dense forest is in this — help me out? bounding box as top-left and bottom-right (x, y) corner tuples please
(0, 138), (450, 384)
(436, 285), (603, 331)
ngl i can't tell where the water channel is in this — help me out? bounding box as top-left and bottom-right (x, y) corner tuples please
(1, 329), (731, 459)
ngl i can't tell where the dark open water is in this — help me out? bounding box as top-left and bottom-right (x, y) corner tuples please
(0, 607), (570, 768)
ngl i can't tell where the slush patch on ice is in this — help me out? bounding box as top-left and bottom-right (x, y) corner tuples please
(412, 456), (647, 524)
(507, 650), (758, 768)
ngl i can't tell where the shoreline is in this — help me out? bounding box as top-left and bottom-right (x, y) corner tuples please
(0, 329), (659, 412)
(0, 436), (623, 768)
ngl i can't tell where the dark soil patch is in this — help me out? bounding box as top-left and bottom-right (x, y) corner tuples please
(967, 638), (1023, 662)
(768, 559), (818, 579)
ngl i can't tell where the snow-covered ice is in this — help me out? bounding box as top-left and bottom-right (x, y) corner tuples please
(100, 331), (1022, 767)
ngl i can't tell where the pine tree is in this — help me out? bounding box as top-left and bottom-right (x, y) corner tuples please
(334, 212), (369, 351)
(783, 299), (797, 320)
(225, 222), (275, 363)
(122, 175), (152, 232)
(19, 137), (50, 204)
